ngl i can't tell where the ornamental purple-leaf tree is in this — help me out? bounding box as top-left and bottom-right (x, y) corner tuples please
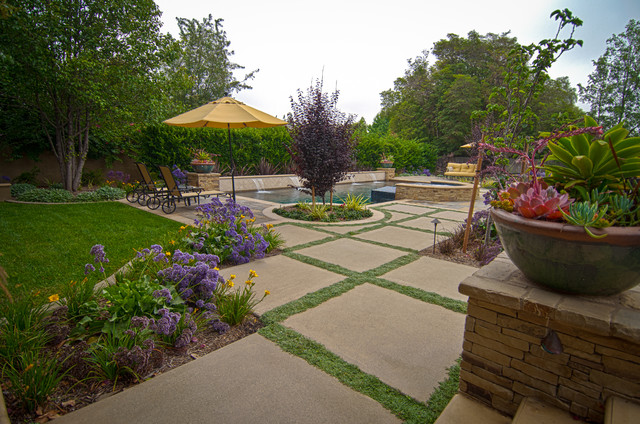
(288, 79), (355, 206)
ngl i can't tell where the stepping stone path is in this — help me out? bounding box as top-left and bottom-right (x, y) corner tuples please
(58, 200), (484, 424)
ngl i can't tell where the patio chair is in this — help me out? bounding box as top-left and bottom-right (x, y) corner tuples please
(156, 165), (229, 214)
(126, 162), (168, 207)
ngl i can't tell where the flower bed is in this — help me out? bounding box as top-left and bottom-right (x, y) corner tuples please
(0, 199), (283, 423)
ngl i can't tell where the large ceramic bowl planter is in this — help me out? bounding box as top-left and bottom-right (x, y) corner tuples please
(491, 208), (640, 296)
(191, 162), (215, 173)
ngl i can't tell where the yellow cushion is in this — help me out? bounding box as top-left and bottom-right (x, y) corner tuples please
(450, 163), (462, 171)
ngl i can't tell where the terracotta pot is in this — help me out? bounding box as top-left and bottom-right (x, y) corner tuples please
(491, 208), (640, 296)
(191, 162), (215, 173)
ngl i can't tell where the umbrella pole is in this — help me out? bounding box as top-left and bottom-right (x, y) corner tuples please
(227, 124), (236, 201)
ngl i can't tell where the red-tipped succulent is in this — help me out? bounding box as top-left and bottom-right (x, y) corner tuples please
(507, 181), (571, 220)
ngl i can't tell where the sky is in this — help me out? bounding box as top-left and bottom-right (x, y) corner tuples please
(154, 0), (640, 124)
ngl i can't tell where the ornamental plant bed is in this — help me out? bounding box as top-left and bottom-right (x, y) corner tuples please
(274, 195), (373, 222)
(2, 314), (263, 424)
(0, 199), (285, 423)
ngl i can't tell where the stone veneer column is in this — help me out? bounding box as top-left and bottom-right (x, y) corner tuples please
(186, 172), (220, 191)
(376, 167), (395, 180)
(457, 253), (640, 423)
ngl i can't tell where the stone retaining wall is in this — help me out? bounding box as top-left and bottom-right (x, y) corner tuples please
(395, 182), (476, 202)
(458, 254), (640, 423)
(218, 171), (387, 192)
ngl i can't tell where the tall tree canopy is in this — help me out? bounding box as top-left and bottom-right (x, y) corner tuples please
(167, 15), (258, 109)
(379, 24), (583, 155)
(0, 0), (167, 190)
(288, 80), (355, 205)
(579, 19), (640, 134)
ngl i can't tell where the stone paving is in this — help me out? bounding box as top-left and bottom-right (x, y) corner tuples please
(57, 196), (486, 424)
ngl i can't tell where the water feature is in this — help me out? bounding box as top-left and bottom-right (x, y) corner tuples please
(237, 182), (395, 204)
(251, 178), (271, 193)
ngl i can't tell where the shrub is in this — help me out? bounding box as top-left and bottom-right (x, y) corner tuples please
(12, 166), (40, 185)
(17, 188), (73, 203)
(214, 270), (268, 325)
(93, 186), (125, 200)
(81, 169), (103, 186)
(10, 183), (36, 198)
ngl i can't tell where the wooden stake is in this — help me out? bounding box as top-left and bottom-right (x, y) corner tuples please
(463, 143), (484, 254)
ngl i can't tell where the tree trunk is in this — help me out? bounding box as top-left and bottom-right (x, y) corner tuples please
(311, 186), (316, 208)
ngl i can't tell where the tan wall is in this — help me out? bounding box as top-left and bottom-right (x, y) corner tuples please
(458, 254), (640, 423)
(0, 151), (139, 184)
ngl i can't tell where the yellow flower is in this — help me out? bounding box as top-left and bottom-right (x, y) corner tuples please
(240, 215), (245, 219)
(229, 274), (236, 280)
(48, 294), (60, 303)
(228, 281), (234, 288)
(266, 224), (273, 229)
(214, 267), (219, 271)
(264, 290), (270, 296)
(169, 240), (176, 245)
(249, 270), (258, 278)
(180, 226), (186, 231)
(245, 280), (252, 285)
(166, 251), (171, 256)
(70, 280), (77, 287)
(24, 363), (34, 372)
(250, 218), (255, 223)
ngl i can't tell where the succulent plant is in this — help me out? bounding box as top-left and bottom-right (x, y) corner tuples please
(510, 182), (572, 220)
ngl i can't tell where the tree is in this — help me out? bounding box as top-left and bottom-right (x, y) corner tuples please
(0, 0), (167, 191)
(579, 19), (640, 134)
(168, 15), (257, 109)
(288, 80), (355, 206)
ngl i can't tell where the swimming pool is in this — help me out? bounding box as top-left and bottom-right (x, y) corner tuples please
(236, 181), (394, 204)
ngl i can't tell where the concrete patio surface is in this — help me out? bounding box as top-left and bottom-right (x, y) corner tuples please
(397, 215), (462, 235)
(381, 256), (476, 302)
(354, 225), (434, 251)
(54, 334), (400, 424)
(295, 238), (408, 272)
(283, 283), (466, 402)
(54, 198), (483, 423)
(219, 255), (345, 315)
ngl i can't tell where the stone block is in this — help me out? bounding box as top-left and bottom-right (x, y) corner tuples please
(472, 344), (512, 367)
(521, 288), (563, 319)
(460, 369), (514, 400)
(570, 370), (603, 393)
(503, 328), (542, 345)
(555, 332), (595, 354)
(475, 323), (530, 352)
(465, 315), (476, 332)
(465, 331), (524, 360)
(595, 345), (640, 363)
(470, 364), (511, 389)
(555, 298), (615, 336)
(461, 351), (503, 375)
(580, 332), (640, 356)
(602, 356), (640, 381)
(497, 315), (546, 339)
(516, 310), (548, 326)
(511, 359), (558, 385)
(569, 356), (604, 372)
(564, 346), (602, 363)
(467, 303), (498, 325)
(590, 370), (640, 397)
(558, 386), (601, 411)
(558, 377), (601, 400)
(462, 340), (473, 353)
(569, 402), (589, 419)
(475, 299), (517, 317)
(502, 367), (556, 396)
(523, 353), (571, 378)
(612, 308), (640, 341)
(528, 343), (570, 365)
(491, 394), (520, 417)
(512, 382), (570, 411)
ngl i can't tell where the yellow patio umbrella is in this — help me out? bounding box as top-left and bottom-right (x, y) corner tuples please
(164, 97), (288, 200)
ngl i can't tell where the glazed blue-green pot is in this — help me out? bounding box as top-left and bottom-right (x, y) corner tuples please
(491, 208), (640, 296)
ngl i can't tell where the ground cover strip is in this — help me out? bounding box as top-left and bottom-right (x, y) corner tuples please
(0, 202), (181, 301)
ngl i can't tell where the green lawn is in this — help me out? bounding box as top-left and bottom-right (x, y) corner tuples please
(0, 202), (182, 302)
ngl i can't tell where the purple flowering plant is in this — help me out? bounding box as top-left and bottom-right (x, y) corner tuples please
(180, 198), (271, 265)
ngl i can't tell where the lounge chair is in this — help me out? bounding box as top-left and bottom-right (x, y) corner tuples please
(126, 162), (168, 207)
(156, 165), (229, 214)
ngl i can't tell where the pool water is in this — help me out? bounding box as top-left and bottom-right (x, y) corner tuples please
(236, 181), (394, 204)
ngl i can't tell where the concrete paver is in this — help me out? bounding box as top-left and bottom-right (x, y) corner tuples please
(219, 255), (345, 315)
(283, 283), (466, 402)
(397, 216), (463, 235)
(54, 334), (400, 424)
(382, 257), (476, 302)
(354, 226), (433, 251)
(386, 211), (416, 222)
(379, 204), (435, 215)
(320, 223), (379, 234)
(273, 224), (332, 248)
(429, 210), (472, 221)
(295, 238), (407, 273)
